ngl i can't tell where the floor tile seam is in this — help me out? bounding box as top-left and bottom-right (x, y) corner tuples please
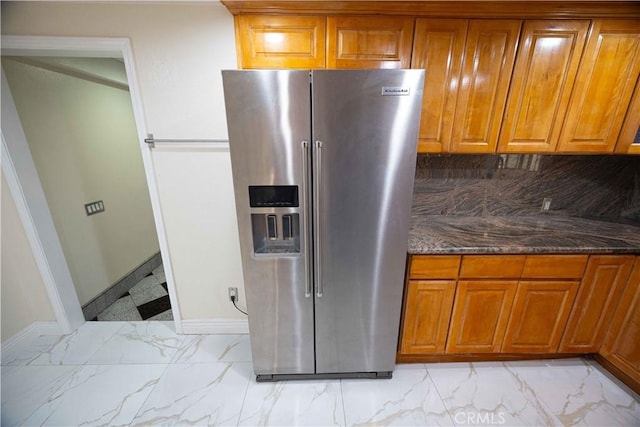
(339, 378), (348, 427)
(234, 363), (255, 427)
(423, 362), (464, 427)
(127, 362), (173, 426)
(75, 324), (127, 364)
(499, 360), (565, 427)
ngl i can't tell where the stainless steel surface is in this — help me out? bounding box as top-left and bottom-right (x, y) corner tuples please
(223, 69), (424, 378)
(222, 70), (315, 375)
(312, 69), (424, 374)
(314, 140), (324, 298)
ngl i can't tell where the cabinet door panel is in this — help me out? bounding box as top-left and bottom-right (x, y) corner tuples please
(412, 19), (468, 153)
(615, 81), (640, 154)
(446, 280), (517, 353)
(236, 15), (326, 69)
(559, 20), (640, 152)
(498, 20), (589, 152)
(560, 256), (634, 353)
(327, 16), (414, 69)
(503, 281), (579, 353)
(450, 20), (521, 153)
(600, 258), (640, 385)
(400, 280), (455, 354)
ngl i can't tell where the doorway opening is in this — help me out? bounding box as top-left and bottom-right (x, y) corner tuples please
(1, 36), (181, 333)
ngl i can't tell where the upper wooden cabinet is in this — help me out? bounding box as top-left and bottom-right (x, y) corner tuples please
(326, 16), (414, 69)
(615, 86), (640, 154)
(235, 15), (326, 69)
(411, 19), (467, 153)
(558, 20), (640, 152)
(498, 20), (590, 153)
(450, 20), (521, 153)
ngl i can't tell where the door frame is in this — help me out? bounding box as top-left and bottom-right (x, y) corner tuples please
(1, 35), (183, 334)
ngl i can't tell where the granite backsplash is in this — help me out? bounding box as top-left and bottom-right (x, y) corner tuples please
(412, 154), (640, 225)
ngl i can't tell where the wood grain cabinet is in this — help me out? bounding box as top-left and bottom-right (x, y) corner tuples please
(399, 255), (459, 354)
(558, 20), (640, 152)
(560, 255), (634, 353)
(234, 15), (326, 69)
(450, 20), (521, 153)
(498, 20), (590, 153)
(599, 257), (640, 391)
(326, 16), (414, 69)
(502, 280), (579, 352)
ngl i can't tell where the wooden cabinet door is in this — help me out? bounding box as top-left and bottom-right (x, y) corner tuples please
(615, 82), (640, 154)
(446, 280), (517, 353)
(400, 280), (455, 354)
(502, 281), (579, 353)
(412, 19), (468, 153)
(558, 20), (640, 153)
(450, 20), (521, 153)
(560, 255), (634, 353)
(326, 16), (414, 69)
(235, 15), (326, 69)
(498, 20), (589, 153)
(600, 258), (640, 386)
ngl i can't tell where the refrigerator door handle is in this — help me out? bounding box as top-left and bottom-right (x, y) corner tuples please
(301, 141), (312, 298)
(314, 140), (324, 298)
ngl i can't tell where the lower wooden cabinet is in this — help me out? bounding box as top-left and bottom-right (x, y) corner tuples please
(399, 280), (455, 354)
(446, 280), (517, 353)
(502, 281), (579, 353)
(599, 257), (640, 389)
(560, 255), (634, 352)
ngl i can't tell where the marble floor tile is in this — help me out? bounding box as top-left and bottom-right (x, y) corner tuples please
(28, 321), (124, 365)
(1, 334), (66, 366)
(506, 358), (640, 426)
(342, 364), (454, 426)
(87, 321), (185, 364)
(131, 362), (252, 426)
(23, 364), (167, 426)
(427, 362), (561, 427)
(152, 264), (166, 283)
(172, 334), (252, 363)
(239, 379), (346, 426)
(1, 365), (79, 426)
(97, 295), (143, 321)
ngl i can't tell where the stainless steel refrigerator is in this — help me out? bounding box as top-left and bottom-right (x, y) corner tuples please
(222, 69), (424, 380)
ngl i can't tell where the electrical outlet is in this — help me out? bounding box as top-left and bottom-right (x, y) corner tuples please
(228, 287), (238, 301)
(541, 197), (552, 212)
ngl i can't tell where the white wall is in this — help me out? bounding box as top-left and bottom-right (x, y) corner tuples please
(1, 2), (246, 322)
(3, 58), (160, 306)
(1, 174), (56, 341)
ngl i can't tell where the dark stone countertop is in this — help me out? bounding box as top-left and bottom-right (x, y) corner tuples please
(408, 215), (640, 254)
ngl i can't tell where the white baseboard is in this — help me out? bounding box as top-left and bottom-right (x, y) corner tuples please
(181, 318), (249, 335)
(1, 321), (62, 355)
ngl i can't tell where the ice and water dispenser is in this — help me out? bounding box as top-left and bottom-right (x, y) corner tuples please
(249, 185), (300, 255)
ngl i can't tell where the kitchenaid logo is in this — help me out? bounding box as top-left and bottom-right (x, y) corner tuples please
(381, 87), (410, 96)
(454, 411), (506, 425)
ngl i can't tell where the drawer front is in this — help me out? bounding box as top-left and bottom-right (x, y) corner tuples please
(460, 255), (526, 278)
(522, 255), (588, 279)
(410, 255), (461, 279)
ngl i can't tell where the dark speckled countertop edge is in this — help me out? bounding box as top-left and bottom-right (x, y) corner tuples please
(408, 215), (640, 255)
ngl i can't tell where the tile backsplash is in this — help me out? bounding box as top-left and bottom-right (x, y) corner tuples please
(413, 154), (640, 224)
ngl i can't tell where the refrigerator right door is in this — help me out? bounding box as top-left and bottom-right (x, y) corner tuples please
(312, 69), (424, 374)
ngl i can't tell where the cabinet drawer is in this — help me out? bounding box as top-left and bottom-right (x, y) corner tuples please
(522, 255), (588, 279)
(410, 255), (461, 279)
(460, 255), (525, 278)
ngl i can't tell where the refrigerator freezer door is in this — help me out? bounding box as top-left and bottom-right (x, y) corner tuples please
(312, 69), (424, 374)
(222, 70), (315, 375)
